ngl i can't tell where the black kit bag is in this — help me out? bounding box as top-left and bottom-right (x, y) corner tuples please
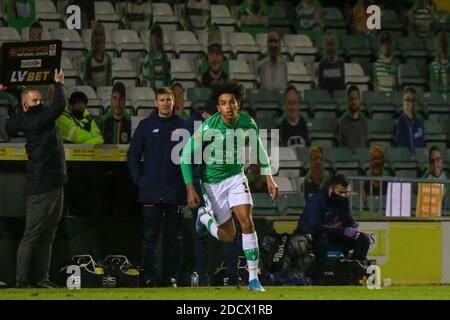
(261, 233), (291, 273)
(102, 255), (141, 288)
(60, 255), (104, 288)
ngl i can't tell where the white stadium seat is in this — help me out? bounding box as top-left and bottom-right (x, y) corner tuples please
(81, 28), (117, 55)
(211, 4), (237, 33)
(112, 57), (139, 87)
(128, 87), (156, 109)
(35, 0), (63, 30)
(0, 27), (21, 46)
(229, 60), (258, 89)
(345, 63), (370, 91)
(286, 62), (314, 91)
(67, 85), (102, 107)
(112, 29), (146, 71)
(227, 32), (261, 61)
(153, 2), (180, 34)
(170, 30), (204, 61)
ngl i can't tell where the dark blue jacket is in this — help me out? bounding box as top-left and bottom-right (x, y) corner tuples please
(127, 110), (186, 204)
(296, 187), (357, 237)
(395, 113), (426, 151)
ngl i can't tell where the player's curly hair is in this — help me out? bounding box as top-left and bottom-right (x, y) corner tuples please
(210, 79), (245, 104)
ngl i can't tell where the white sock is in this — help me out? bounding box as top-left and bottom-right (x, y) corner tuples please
(200, 213), (219, 240)
(242, 232), (260, 282)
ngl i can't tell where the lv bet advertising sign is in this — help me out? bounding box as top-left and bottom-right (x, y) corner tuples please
(0, 40), (62, 85)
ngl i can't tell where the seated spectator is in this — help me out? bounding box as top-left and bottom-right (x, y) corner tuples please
(395, 87), (426, 151)
(296, 0), (324, 36)
(29, 20), (43, 41)
(257, 30), (288, 92)
(67, 0), (95, 29)
(56, 91), (104, 144)
(182, 0), (211, 34)
(6, 0), (36, 32)
(142, 23), (171, 91)
(200, 30), (229, 88)
(422, 145), (447, 179)
(317, 31), (345, 93)
(296, 174), (370, 285)
(122, 0), (153, 32)
(170, 83), (189, 120)
(362, 145), (389, 201)
(247, 164), (268, 194)
(102, 82), (131, 144)
(430, 32), (450, 94)
(82, 23), (112, 88)
(408, 0), (434, 39)
(277, 85), (309, 148)
(352, 0), (375, 35)
(338, 85), (367, 149)
(304, 144), (329, 200)
(239, 0), (269, 36)
(373, 32), (399, 92)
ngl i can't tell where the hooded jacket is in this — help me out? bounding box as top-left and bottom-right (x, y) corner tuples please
(127, 110), (186, 204)
(56, 106), (104, 144)
(395, 112), (426, 151)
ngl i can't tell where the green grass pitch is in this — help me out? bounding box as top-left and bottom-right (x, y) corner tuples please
(1, 286), (450, 300)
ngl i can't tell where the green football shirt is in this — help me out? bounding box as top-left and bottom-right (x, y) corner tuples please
(181, 111), (272, 184)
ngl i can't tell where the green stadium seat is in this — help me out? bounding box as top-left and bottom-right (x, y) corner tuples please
(367, 119), (395, 148)
(414, 148), (429, 172)
(304, 89), (339, 119)
(354, 147), (370, 166)
(267, 5), (293, 35)
(384, 147), (419, 178)
(332, 90), (347, 110)
(341, 35), (372, 64)
(398, 37), (428, 64)
(425, 120), (447, 146)
(321, 7), (347, 35)
(363, 91), (396, 119)
(248, 89), (283, 119)
(295, 147), (310, 168)
(380, 9), (403, 37)
(277, 192), (305, 215)
(325, 147), (361, 176)
(307, 118), (338, 147)
(435, 11), (450, 32)
(420, 92), (450, 120)
(399, 64), (426, 92)
(252, 193), (278, 215)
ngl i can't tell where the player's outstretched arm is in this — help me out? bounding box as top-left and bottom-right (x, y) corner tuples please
(266, 174), (279, 201)
(180, 128), (203, 208)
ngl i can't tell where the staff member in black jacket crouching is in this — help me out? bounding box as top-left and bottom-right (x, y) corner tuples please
(6, 69), (67, 288)
(127, 87), (186, 288)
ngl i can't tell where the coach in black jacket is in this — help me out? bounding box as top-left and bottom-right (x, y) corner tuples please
(127, 87), (186, 287)
(5, 69), (67, 288)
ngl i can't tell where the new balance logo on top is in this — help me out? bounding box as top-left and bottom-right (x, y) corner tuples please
(153, 129), (159, 133)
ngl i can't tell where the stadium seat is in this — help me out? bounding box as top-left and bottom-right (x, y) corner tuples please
(170, 59), (199, 88)
(267, 4), (293, 36)
(136, 107), (154, 117)
(227, 32), (262, 62)
(307, 118), (338, 147)
(153, 2), (181, 34)
(139, 30), (175, 59)
(380, 9), (403, 38)
(252, 193), (278, 215)
(273, 177), (295, 192)
(247, 89), (283, 119)
(286, 62), (314, 91)
(187, 87), (212, 105)
(424, 120), (447, 146)
(61, 56), (81, 86)
(67, 86), (102, 108)
(277, 192), (305, 215)
(384, 147), (419, 178)
(304, 89), (339, 119)
(51, 29), (87, 60)
(367, 119), (395, 148)
(277, 147), (302, 177)
(128, 87), (156, 109)
(398, 64), (426, 92)
(420, 92), (450, 120)
(332, 90), (347, 110)
(283, 34), (317, 67)
(414, 148), (429, 173)
(345, 63), (370, 92)
(94, 1), (122, 33)
(228, 60), (258, 89)
(211, 4), (238, 33)
(112, 57), (139, 87)
(398, 37), (428, 64)
(363, 91), (396, 120)
(0, 27), (21, 45)
(325, 147), (361, 176)
(295, 147), (310, 167)
(35, 0), (63, 30)
(112, 30), (146, 70)
(170, 31), (204, 61)
(341, 35), (372, 64)
(435, 11), (450, 32)
(321, 7), (347, 34)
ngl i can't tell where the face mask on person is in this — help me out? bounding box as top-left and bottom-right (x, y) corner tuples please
(330, 191), (348, 204)
(26, 103), (44, 113)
